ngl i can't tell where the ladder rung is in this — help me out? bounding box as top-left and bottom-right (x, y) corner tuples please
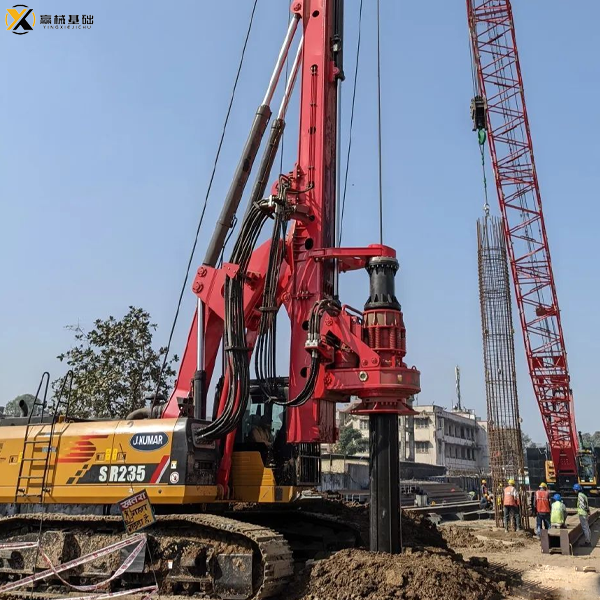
(23, 440), (50, 445)
(18, 476), (45, 480)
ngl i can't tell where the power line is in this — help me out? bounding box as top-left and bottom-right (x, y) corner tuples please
(376, 0), (384, 245)
(155, 0), (259, 399)
(338, 0), (364, 246)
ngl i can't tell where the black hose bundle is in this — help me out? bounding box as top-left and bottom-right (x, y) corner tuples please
(196, 200), (270, 441)
(196, 189), (339, 440)
(270, 299), (339, 407)
(255, 186), (289, 403)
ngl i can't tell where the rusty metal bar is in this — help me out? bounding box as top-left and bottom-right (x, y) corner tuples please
(477, 216), (529, 530)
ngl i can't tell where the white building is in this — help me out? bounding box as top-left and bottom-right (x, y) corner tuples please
(412, 405), (489, 474)
(337, 401), (489, 475)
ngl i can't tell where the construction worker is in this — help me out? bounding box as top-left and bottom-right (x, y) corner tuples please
(550, 493), (567, 528)
(480, 479), (488, 498)
(574, 483), (592, 546)
(479, 492), (488, 509)
(503, 478), (521, 531)
(530, 482), (551, 536)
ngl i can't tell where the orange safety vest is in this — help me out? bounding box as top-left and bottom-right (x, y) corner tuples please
(503, 485), (518, 506)
(535, 489), (551, 513)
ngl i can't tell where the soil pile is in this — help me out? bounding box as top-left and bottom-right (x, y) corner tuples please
(440, 525), (501, 550)
(291, 548), (503, 600)
(288, 500), (448, 550)
(400, 512), (447, 550)
(440, 525), (527, 551)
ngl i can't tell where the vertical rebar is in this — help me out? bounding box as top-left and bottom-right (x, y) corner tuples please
(477, 216), (529, 530)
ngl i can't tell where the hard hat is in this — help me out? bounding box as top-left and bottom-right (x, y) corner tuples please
(481, 479), (486, 484)
(539, 482), (547, 488)
(508, 479), (515, 485)
(553, 493), (562, 501)
(573, 483), (582, 492)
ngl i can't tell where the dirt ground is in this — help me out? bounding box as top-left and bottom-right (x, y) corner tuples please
(283, 503), (600, 600)
(290, 547), (505, 600)
(439, 517), (600, 600)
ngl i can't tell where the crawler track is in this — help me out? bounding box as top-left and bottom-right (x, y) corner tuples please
(0, 513), (293, 599)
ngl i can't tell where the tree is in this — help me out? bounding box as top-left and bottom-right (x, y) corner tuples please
(580, 432), (600, 449)
(336, 425), (369, 456)
(3, 394), (41, 417)
(521, 431), (544, 449)
(521, 431), (534, 449)
(53, 307), (178, 419)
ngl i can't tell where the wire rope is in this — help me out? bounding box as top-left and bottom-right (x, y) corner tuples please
(376, 0), (384, 245)
(338, 0), (363, 246)
(154, 0), (259, 401)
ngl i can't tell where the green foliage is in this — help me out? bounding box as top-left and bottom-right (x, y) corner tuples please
(522, 431), (600, 451)
(521, 431), (534, 449)
(3, 394), (40, 417)
(521, 431), (544, 449)
(581, 431), (600, 450)
(53, 307), (178, 419)
(336, 424), (369, 456)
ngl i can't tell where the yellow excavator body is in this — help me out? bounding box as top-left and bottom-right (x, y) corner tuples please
(0, 417), (299, 506)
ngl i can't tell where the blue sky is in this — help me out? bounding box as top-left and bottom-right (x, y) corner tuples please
(1, 1), (599, 443)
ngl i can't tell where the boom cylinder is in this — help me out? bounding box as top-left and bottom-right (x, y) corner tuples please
(203, 104), (271, 268)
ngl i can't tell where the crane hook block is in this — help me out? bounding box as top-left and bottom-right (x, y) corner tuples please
(471, 95), (487, 131)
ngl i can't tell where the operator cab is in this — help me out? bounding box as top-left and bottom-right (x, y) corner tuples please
(234, 378), (319, 487)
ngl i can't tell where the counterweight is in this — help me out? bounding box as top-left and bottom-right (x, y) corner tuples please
(467, 0), (578, 476)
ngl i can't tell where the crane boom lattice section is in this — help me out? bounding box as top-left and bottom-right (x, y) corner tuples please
(468, 0), (577, 474)
(478, 216), (528, 529)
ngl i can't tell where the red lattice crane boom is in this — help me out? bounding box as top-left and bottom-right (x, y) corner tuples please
(467, 0), (578, 477)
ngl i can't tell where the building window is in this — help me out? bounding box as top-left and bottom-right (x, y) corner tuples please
(416, 442), (429, 454)
(415, 418), (429, 429)
(359, 420), (368, 430)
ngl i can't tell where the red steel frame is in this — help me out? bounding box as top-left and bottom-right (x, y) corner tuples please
(467, 0), (578, 474)
(163, 0), (420, 493)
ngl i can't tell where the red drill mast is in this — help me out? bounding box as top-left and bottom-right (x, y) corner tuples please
(162, 0), (420, 551)
(467, 0), (578, 477)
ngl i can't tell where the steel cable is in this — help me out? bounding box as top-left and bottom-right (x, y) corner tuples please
(376, 0), (384, 245)
(338, 0), (363, 246)
(155, 0), (259, 403)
